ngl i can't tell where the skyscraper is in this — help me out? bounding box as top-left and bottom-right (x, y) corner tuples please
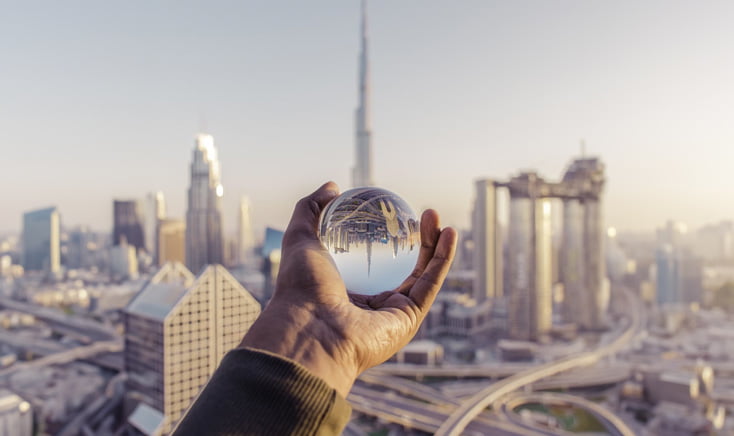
(124, 263), (260, 434)
(66, 226), (97, 270)
(506, 173), (553, 341)
(113, 200), (145, 252)
(472, 179), (503, 302)
(21, 206), (60, 273)
(352, 0), (374, 187)
(655, 222), (704, 306)
(656, 244), (678, 305)
(185, 133), (224, 274)
(237, 196), (254, 265)
(109, 236), (138, 281)
(144, 191), (166, 260)
(158, 219), (186, 266)
(559, 158), (608, 330)
(474, 156), (608, 340)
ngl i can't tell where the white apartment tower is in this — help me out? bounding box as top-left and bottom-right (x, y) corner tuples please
(124, 263), (261, 434)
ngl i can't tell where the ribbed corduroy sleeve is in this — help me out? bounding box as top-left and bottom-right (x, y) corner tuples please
(172, 348), (352, 436)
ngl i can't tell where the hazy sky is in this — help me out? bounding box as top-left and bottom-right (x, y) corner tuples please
(2, 1), (734, 236)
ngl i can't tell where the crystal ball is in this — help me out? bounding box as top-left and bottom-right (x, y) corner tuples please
(319, 187), (421, 295)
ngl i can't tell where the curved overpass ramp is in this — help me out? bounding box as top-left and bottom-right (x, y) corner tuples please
(436, 288), (643, 436)
(500, 392), (636, 436)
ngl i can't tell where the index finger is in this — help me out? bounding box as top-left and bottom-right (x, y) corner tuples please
(407, 226), (458, 310)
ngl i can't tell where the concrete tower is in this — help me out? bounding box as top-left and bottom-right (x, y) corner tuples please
(472, 179), (503, 302)
(185, 133), (224, 274)
(559, 158), (607, 330)
(352, 0), (374, 187)
(506, 173), (553, 341)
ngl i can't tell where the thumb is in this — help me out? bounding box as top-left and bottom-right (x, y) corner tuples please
(282, 181), (340, 249)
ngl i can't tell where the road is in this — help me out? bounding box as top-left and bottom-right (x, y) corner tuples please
(499, 392), (637, 436)
(439, 363), (631, 400)
(348, 383), (545, 435)
(0, 340), (123, 378)
(435, 288), (644, 436)
(368, 361), (537, 378)
(0, 297), (119, 342)
(358, 372), (461, 406)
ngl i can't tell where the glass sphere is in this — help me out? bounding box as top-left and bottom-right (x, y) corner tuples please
(319, 187), (420, 295)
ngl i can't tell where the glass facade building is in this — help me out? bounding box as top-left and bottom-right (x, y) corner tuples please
(113, 200), (146, 252)
(21, 206), (60, 273)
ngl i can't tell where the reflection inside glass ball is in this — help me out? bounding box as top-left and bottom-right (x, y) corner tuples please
(319, 187), (420, 295)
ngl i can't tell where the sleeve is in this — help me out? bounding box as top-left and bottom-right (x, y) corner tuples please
(171, 347), (352, 436)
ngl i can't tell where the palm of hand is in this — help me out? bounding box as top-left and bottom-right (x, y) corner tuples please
(243, 182), (456, 396)
(276, 238), (420, 373)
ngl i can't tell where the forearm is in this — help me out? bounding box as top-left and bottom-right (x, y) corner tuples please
(239, 301), (358, 398)
(172, 348), (352, 436)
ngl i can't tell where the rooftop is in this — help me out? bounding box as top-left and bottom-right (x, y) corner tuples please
(125, 282), (187, 322)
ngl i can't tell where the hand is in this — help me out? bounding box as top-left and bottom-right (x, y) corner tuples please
(239, 182), (457, 397)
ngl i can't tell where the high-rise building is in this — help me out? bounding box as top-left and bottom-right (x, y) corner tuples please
(145, 191), (166, 261)
(506, 173), (553, 341)
(472, 179), (503, 302)
(656, 245), (678, 305)
(158, 219), (186, 267)
(110, 236), (139, 281)
(261, 227), (285, 300)
(21, 206), (60, 273)
(237, 196), (254, 265)
(113, 200), (145, 252)
(66, 225), (98, 270)
(352, 0), (373, 188)
(656, 233), (703, 306)
(694, 221), (733, 262)
(124, 263), (260, 434)
(473, 156), (608, 339)
(0, 389), (33, 436)
(185, 133), (224, 274)
(559, 158), (608, 330)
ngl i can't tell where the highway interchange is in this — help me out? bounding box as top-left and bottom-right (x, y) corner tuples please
(0, 288), (645, 435)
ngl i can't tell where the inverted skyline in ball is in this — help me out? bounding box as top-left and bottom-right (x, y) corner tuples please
(319, 187), (421, 295)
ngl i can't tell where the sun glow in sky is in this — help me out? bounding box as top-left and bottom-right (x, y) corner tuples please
(2, 1), (734, 235)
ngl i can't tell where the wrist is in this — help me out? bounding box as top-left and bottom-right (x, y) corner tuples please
(239, 301), (358, 398)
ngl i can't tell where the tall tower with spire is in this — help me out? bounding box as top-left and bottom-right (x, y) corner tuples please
(352, 0), (374, 187)
(185, 133), (224, 273)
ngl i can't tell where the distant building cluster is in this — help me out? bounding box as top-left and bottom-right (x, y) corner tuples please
(464, 157), (608, 342)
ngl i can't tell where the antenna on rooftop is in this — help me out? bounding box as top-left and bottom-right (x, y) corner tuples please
(580, 139), (586, 157)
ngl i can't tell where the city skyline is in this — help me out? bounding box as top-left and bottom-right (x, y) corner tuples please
(4, 1), (734, 234)
(4, 3), (734, 434)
